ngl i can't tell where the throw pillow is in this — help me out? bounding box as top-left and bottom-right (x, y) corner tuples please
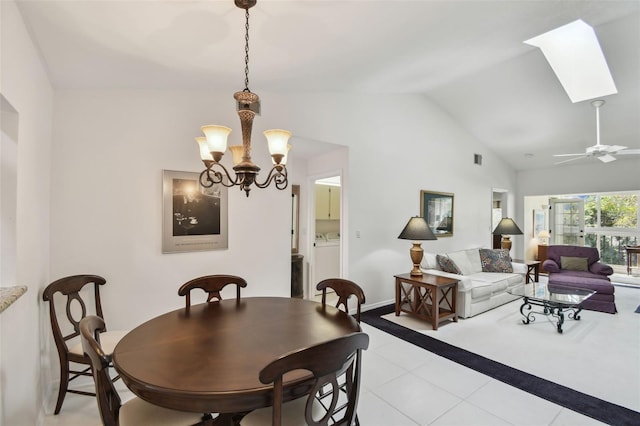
(436, 254), (462, 275)
(479, 248), (513, 273)
(560, 256), (588, 271)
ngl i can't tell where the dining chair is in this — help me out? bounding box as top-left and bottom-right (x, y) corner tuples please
(178, 274), (248, 307)
(42, 274), (128, 415)
(240, 332), (369, 426)
(316, 278), (366, 323)
(79, 315), (205, 426)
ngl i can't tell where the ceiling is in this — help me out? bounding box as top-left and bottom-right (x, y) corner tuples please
(15, 0), (640, 171)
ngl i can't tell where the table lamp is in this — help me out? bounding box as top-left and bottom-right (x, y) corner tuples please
(398, 216), (437, 276)
(492, 218), (523, 253)
(538, 230), (550, 245)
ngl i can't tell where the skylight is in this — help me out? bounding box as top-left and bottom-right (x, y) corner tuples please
(524, 19), (617, 103)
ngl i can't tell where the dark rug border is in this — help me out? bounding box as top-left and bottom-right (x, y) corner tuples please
(361, 305), (640, 426)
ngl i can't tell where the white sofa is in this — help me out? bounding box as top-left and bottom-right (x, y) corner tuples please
(421, 248), (525, 318)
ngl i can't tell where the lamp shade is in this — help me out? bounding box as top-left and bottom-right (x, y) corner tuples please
(398, 217), (437, 241)
(201, 125), (232, 154)
(492, 218), (523, 235)
(195, 137), (213, 161)
(264, 129), (292, 156)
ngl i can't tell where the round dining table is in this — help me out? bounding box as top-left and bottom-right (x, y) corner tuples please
(112, 297), (360, 423)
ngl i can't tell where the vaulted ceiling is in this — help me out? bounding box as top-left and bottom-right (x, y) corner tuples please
(15, 0), (640, 171)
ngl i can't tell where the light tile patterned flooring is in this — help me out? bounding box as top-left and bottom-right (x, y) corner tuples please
(41, 286), (638, 426)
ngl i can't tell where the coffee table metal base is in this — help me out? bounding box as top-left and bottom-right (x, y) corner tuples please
(519, 297), (584, 334)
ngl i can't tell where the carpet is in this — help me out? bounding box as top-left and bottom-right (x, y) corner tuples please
(361, 290), (640, 425)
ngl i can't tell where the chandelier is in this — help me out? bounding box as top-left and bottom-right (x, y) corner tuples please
(195, 0), (291, 197)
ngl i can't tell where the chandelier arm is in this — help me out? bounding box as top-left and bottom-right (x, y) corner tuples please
(254, 165), (288, 190)
(199, 164), (239, 188)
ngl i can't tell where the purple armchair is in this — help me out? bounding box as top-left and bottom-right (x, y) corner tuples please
(543, 245), (616, 314)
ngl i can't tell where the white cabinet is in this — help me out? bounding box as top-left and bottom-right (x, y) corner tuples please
(315, 185), (340, 220)
(314, 244), (340, 285)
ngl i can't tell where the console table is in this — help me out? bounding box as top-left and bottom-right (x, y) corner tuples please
(394, 273), (458, 330)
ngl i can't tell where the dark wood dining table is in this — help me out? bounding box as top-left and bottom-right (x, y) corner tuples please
(111, 297), (360, 423)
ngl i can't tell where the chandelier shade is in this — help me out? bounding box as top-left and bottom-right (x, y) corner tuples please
(195, 0), (291, 197)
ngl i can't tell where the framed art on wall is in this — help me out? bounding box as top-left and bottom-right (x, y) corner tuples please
(162, 170), (228, 253)
(533, 209), (545, 238)
(420, 190), (454, 237)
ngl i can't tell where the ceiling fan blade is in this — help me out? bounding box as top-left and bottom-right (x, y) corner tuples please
(553, 153), (585, 157)
(555, 156), (586, 165)
(598, 154), (616, 163)
(602, 145), (628, 153)
(617, 149), (640, 155)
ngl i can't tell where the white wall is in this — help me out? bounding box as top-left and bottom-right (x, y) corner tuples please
(51, 90), (292, 331)
(0, 0), (54, 424)
(50, 90), (518, 326)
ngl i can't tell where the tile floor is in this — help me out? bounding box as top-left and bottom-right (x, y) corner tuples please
(40, 288), (635, 426)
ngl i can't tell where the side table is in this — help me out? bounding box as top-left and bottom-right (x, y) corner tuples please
(625, 246), (640, 275)
(394, 273), (458, 330)
(513, 259), (541, 283)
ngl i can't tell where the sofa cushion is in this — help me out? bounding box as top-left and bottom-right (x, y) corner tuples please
(436, 254), (461, 274)
(446, 249), (482, 275)
(464, 272), (523, 300)
(421, 252), (439, 270)
(548, 274), (614, 294)
(560, 256), (588, 271)
(479, 249), (513, 273)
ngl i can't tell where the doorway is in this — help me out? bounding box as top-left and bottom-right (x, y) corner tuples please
(491, 189), (510, 248)
(311, 174), (342, 298)
(549, 198), (585, 246)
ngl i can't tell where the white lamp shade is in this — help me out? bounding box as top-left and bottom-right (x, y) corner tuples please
(264, 129), (291, 156)
(195, 137), (214, 161)
(273, 144), (291, 166)
(229, 145), (244, 165)
(201, 125), (231, 154)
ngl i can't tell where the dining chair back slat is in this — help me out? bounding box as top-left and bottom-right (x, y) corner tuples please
(316, 278), (366, 323)
(178, 274), (247, 307)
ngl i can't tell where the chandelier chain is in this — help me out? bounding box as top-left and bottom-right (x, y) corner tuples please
(243, 8), (250, 92)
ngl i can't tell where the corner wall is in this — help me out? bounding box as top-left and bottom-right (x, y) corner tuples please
(0, 0), (54, 423)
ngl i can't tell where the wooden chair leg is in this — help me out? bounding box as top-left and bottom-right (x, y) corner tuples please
(53, 360), (69, 415)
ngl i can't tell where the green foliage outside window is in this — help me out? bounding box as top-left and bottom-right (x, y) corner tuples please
(584, 194), (637, 228)
(584, 194), (638, 265)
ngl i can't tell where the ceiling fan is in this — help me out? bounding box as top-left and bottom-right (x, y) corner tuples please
(554, 100), (640, 165)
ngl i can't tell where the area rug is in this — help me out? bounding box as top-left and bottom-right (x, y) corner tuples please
(361, 285), (640, 425)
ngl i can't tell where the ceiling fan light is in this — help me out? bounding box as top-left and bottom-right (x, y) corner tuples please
(598, 154), (616, 163)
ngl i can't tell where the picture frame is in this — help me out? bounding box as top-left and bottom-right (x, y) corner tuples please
(162, 170), (228, 253)
(533, 209), (545, 238)
(420, 190), (454, 237)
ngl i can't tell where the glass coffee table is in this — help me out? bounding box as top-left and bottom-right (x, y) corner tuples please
(507, 282), (595, 333)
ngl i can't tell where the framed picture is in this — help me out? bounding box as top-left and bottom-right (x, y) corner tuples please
(533, 209), (545, 237)
(162, 170), (228, 253)
(420, 190), (454, 237)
